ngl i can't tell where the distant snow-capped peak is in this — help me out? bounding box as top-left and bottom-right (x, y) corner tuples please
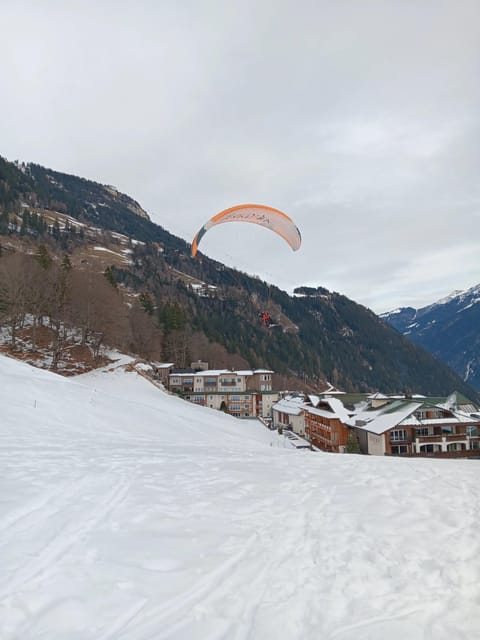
(435, 289), (464, 306)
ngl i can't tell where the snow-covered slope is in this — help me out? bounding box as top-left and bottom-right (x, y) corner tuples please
(1, 355), (479, 639)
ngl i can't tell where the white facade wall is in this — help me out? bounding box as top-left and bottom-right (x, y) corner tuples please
(258, 393), (279, 418)
(272, 408), (289, 428)
(272, 407), (304, 434)
(290, 412), (306, 436)
(205, 394), (224, 410)
(367, 432), (386, 456)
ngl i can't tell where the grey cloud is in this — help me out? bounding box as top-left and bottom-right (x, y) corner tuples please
(1, 0), (479, 312)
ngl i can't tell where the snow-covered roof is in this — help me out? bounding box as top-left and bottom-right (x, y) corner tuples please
(417, 414), (473, 425)
(171, 369), (273, 378)
(307, 406), (338, 419)
(305, 397), (353, 423)
(348, 402), (423, 435)
(252, 369), (274, 374)
(272, 396), (305, 416)
(135, 363), (152, 372)
(171, 370), (228, 378)
(200, 371), (224, 377)
(197, 370), (231, 377)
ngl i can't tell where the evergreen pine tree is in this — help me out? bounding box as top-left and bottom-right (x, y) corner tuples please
(104, 265), (117, 288)
(139, 292), (154, 315)
(35, 244), (52, 270)
(220, 401), (229, 413)
(346, 430), (361, 454)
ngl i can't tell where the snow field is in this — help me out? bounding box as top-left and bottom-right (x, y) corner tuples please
(1, 355), (479, 639)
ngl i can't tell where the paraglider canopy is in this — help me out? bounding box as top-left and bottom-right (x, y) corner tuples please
(191, 204), (301, 258)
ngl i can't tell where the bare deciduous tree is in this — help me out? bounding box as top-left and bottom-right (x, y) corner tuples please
(68, 269), (129, 357)
(0, 253), (32, 348)
(127, 303), (163, 360)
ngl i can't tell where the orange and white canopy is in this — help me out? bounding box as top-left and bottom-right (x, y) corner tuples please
(191, 204), (302, 257)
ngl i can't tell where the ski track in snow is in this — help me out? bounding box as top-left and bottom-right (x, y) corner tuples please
(1, 356), (480, 639)
(1, 477), (130, 601)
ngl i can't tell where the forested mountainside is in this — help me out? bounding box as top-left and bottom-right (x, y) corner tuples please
(381, 285), (480, 391)
(0, 155), (477, 399)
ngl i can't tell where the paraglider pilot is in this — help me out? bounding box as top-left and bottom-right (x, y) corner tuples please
(259, 312), (273, 327)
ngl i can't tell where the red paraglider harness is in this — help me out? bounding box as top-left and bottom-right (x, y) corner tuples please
(259, 311), (274, 327)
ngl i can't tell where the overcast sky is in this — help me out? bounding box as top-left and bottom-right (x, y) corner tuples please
(2, 0), (479, 312)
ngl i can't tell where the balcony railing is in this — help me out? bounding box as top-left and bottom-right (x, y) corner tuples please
(386, 449), (480, 459)
(416, 433), (468, 443)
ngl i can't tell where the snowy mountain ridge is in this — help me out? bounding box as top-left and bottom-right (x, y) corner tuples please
(421, 284), (480, 315)
(381, 283), (480, 391)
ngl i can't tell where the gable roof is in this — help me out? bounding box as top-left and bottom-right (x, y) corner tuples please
(273, 395), (305, 416)
(346, 401), (424, 435)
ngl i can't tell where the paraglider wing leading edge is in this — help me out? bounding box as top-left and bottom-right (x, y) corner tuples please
(191, 204), (301, 257)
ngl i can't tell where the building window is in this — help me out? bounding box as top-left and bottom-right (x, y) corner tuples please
(415, 428), (429, 437)
(391, 430), (407, 441)
(419, 443), (444, 453)
(447, 442), (465, 452)
(391, 445), (408, 455)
